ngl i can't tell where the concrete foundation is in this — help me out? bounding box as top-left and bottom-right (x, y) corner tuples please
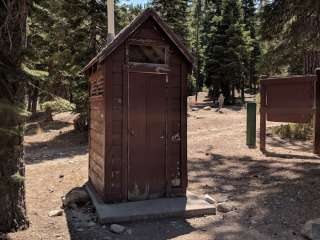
(86, 184), (216, 224)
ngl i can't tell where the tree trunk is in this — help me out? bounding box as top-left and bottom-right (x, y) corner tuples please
(27, 86), (32, 112)
(45, 108), (53, 122)
(221, 81), (230, 104)
(0, 0), (29, 233)
(241, 76), (245, 104)
(31, 80), (39, 114)
(89, 0), (97, 57)
(231, 84), (235, 105)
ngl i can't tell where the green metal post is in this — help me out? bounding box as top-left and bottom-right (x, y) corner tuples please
(246, 102), (256, 148)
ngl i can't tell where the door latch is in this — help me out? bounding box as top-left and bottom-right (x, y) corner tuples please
(171, 133), (181, 142)
(129, 129), (135, 136)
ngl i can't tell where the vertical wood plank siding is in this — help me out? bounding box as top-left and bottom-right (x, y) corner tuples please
(304, 51), (320, 75)
(89, 69), (105, 196)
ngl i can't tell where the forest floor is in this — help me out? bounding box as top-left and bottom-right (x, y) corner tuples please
(6, 92), (320, 240)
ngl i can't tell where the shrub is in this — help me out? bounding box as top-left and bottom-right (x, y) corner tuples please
(271, 123), (312, 140)
(41, 98), (75, 113)
(72, 91), (88, 131)
(255, 93), (260, 111)
(187, 74), (197, 96)
(40, 98), (75, 122)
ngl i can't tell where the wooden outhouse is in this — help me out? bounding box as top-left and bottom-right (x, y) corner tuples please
(82, 8), (193, 203)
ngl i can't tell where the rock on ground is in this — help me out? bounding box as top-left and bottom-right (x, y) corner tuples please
(302, 218), (320, 240)
(217, 195), (229, 203)
(62, 187), (89, 207)
(221, 185), (235, 192)
(217, 203), (235, 213)
(204, 194), (216, 204)
(87, 221), (96, 227)
(48, 209), (63, 217)
(110, 224), (126, 234)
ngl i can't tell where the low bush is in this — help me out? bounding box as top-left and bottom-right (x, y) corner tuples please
(41, 98), (75, 113)
(187, 74), (197, 96)
(271, 123), (312, 140)
(253, 93), (261, 113)
(72, 92), (88, 132)
(40, 98), (75, 122)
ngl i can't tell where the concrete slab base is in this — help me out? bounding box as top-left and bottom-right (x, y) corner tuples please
(86, 185), (216, 224)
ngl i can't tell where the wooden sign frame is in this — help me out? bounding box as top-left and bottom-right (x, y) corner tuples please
(260, 70), (320, 154)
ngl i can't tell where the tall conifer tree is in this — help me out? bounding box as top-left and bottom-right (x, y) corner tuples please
(26, 0), (143, 124)
(206, 0), (247, 103)
(242, 0), (260, 91)
(0, 0), (30, 232)
(204, 0), (223, 95)
(190, 0), (208, 94)
(152, 0), (190, 41)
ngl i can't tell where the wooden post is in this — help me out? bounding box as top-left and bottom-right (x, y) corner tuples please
(260, 82), (266, 152)
(106, 0), (115, 43)
(246, 102), (256, 148)
(314, 68), (320, 154)
(194, 0), (201, 103)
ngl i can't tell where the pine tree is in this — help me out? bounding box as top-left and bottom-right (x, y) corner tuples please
(189, 0), (203, 96)
(26, 0), (143, 129)
(24, 0), (144, 131)
(203, 0), (223, 96)
(242, 0), (260, 92)
(261, 0), (320, 48)
(116, 3), (143, 31)
(260, 0), (319, 75)
(0, 0), (30, 232)
(152, 0), (190, 42)
(206, 0), (248, 103)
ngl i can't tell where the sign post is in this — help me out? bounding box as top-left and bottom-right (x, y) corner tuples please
(246, 102), (256, 148)
(314, 68), (320, 154)
(260, 84), (266, 152)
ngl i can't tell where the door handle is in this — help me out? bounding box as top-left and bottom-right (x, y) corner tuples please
(129, 129), (135, 136)
(160, 136), (165, 139)
(171, 133), (181, 142)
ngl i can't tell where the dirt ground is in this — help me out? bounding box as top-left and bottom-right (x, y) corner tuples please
(6, 92), (320, 240)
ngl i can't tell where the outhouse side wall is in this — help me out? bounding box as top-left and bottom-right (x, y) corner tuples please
(104, 45), (127, 202)
(88, 66), (106, 197)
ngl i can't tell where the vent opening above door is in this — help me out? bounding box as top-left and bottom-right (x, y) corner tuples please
(129, 44), (166, 64)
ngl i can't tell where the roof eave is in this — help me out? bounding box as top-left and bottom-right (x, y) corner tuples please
(80, 8), (194, 74)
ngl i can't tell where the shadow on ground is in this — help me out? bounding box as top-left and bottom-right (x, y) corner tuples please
(25, 120), (71, 136)
(25, 128), (88, 164)
(64, 206), (196, 240)
(62, 146), (320, 239)
(188, 151), (320, 239)
(263, 135), (318, 159)
(0, 233), (10, 240)
(262, 150), (319, 160)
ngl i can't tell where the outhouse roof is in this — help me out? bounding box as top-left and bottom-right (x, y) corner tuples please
(81, 8), (193, 73)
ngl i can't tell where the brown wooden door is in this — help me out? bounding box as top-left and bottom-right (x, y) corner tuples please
(128, 72), (166, 201)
